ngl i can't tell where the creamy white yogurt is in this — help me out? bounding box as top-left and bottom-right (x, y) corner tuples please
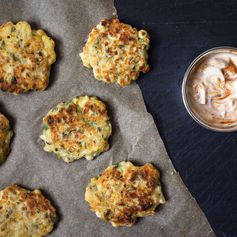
(189, 51), (237, 127)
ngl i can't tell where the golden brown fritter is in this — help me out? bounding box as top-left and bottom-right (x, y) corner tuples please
(85, 161), (165, 227)
(80, 18), (150, 86)
(0, 21), (56, 94)
(0, 112), (13, 164)
(0, 184), (57, 237)
(40, 96), (112, 163)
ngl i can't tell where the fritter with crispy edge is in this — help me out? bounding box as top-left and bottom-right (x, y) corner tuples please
(0, 21), (56, 94)
(85, 161), (165, 227)
(80, 18), (150, 86)
(40, 96), (112, 163)
(0, 184), (57, 237)
(0, 112), (13, 164)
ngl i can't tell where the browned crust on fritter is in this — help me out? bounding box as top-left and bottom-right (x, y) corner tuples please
(0, 184), (57, 237)
(80, 18), (150, 86)
(0, 21), (56, 94)
(0, 184), (55, 214)
(41, 96), (112, 162)
(85, 161), (165, 227)
(0, 112), (13, 164)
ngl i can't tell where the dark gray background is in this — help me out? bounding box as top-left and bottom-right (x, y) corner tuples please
(115, 0), (237, 236)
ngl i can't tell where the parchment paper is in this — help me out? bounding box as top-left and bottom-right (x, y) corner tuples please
(0, 1), (215, 236)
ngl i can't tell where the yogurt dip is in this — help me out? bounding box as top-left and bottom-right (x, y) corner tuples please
(188, 50), (237, 128)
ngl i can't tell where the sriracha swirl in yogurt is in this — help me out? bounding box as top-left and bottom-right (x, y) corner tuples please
(189, 52), (237, 127)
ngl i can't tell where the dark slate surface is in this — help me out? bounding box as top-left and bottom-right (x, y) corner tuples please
(114, 1), (237, 236)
